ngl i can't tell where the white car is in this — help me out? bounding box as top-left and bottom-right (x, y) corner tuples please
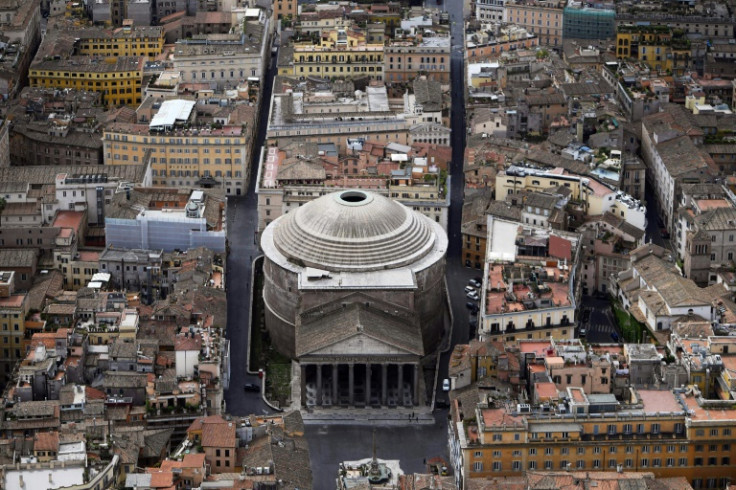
(464, 285), (476, 293)
(442, 379), (451, 391)
(467, 291), (480, 301)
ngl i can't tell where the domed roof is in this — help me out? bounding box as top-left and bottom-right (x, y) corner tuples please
(272, 190), (438, 271)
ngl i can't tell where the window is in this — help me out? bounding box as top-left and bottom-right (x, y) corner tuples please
(512, 461), (521, 471)
(473, 462), (483, 472)
(492, 462), (501, 471)
(710, 429), (719, 436)
(545, 448), (553, 455)
(666, 458), (674, 467)
(528, 461), (536, 470)
(474, 451), (482, 458)
(529, 448), (537, 456)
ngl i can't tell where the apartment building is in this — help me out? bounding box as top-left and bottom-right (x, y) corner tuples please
(475, 0), (506, 22)
(504, 0), (564, 47)
(615, 24), (691, 73)
(267, 80), (409, 153)
(615, 248), (728, 334)
(272, 0), (296, 21)
(495, 165), (647, 231)
(172, 11), (269, 89)
(620, 155), (646, 201)
(477, 217), (581, 343)
(98, 246), (164, 294)
(8, 88), (104, 167)
(640, 106), (715, 234)
(385, 36), (451, 84)
(465, 25), (538, 63)
(285, 27), (384, 81)
(0, 273), (29, 378)
(578, 214), (644, 295)
(449, 386), (736, 489)
(103, 99), (253, 195)
(75, 24), (165, 59)
(28, 57), (143, 108)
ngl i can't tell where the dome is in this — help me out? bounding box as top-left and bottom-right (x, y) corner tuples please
(271, 190), (439, 271)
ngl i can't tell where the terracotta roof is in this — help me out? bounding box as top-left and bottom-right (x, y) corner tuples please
(146, 469), (175, 488)
(201, 420), (236, 448)
(34, 431), (59, 452)
(175, 334), (202, 351)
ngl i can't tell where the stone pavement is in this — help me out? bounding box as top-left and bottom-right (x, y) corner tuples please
(301, 406), (435, 426)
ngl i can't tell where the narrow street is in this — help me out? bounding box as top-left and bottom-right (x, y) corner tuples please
(223, 50), (278, 417)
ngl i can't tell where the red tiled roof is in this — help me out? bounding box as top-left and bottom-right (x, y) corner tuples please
(202, 420), (236, 448)
(548, 234), (572, 261)
(34, 430), (59, 452)
(52, 211), (85, 233)
(146, 469), (175, 488)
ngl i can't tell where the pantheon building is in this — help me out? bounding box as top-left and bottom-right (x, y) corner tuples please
(260, 190), (448, 408)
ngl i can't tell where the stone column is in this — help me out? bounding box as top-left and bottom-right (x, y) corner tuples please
(366, 363), (372, 406)
(348, 363), (355, 405)
(398, 364), (404, 405)
(332, 364), (338, 406)
(413, 363), (420, 406)
(316, 364), (322, 406)
(381, 364), (388, 406)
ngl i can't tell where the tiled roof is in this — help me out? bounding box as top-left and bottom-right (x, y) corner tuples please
(34, 430), (59, 452)
(201, 420), (236, 448)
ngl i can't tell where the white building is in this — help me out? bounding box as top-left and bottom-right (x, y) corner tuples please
(105, 190), (226, 252)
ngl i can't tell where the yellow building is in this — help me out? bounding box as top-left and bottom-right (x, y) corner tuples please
(273, 0), (297, 22)
(29, 56), (143, 107)
(0, 290), (28, 378)
(104, 122), (252, 196)
(285, 28), (385, 80)
(76, 25), (165, 59)
(452, 387), (736, 489)
(616, 25), (691, 72)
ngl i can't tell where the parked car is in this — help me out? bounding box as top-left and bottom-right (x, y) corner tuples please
(610, 332), (620, 342)
(469, 278), (482, 288)
(442, 379), (451, 391)
(579, 327), (586, 337)
(244, 383), (260, 392)
(464, 285), (476, 293)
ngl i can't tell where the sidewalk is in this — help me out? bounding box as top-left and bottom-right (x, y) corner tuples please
(301, 406), (435, 426)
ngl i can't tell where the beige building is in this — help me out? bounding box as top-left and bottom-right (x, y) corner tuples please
(504, 0), (564, 47)
(103, 100), (254, 196)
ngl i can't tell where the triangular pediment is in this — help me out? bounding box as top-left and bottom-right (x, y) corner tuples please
(296, 303), (424, 358)
(304, 331), (416, 357)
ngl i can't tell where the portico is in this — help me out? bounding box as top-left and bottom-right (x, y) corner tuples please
(301, 361), (421, 407)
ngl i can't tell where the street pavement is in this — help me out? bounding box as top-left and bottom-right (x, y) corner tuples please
(579, 295), (620, 344)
